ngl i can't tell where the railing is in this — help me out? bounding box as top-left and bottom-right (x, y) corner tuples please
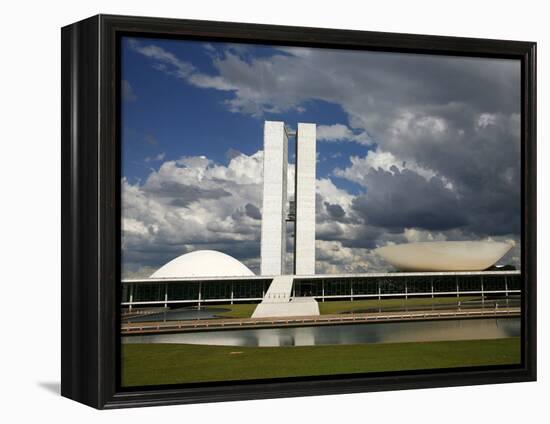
(264, 292), (290, 300)
(121, 307), (167, 317)
(121, 307), (520, 334)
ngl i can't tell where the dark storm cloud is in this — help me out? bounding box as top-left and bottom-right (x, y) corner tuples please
(133, 40), (521, 234)
(381, 113), (520, 237)
(122, 244), (191, 272)
(324, 202), (346, 219)
(352, 167), (468, 231)
(124, 41), (522, 274)
(194, 45), (521, 241)
(339, 225), (392, 250)
(143, 181), (231, 207)
(131, 38), (516, 124)
(123, 239), (261, 276)
(204, 47), (520, 131)
(244, 203), (262, 220)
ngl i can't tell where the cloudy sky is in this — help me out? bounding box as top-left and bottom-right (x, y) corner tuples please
(121, 36), (521, 278)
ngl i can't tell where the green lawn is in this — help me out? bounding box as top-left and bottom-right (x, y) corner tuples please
(211, 297), (479, 319)
(318, 296), (479, 315)
(213, 303), (258, 318)
(122, 337), (520, 387)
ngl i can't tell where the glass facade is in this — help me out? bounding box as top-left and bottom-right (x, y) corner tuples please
(167, 282), (199, 301)
(507, 274), (521, 290)
(122, 279), (271, 304)
(293, 273), (520, 299)
(133, 283), (164, 302)
(405, 276), (432, 294)
(293, 279), (323, 297)
(352, 279), (379, 296)
(432, 275), (457, 293)
(458, 276), (482, 292)
(379, 277), (407, 295)
(122, 273), (521, 305)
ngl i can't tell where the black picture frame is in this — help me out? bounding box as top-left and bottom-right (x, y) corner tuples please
(61, 14), (537, 409)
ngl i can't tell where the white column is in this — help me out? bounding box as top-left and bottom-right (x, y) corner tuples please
(198, 282), (202, 310)
(129, 285), (134, 311)
(378, 282), (382, 312)
(260, 121), (288, 276)
(505, 276), (509, 297)
(294, 123), (316, 275)
(505, 276), (509, 307)
(479, 276), (485, 308)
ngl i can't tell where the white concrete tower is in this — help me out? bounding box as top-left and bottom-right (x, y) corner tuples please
(260, 121), (288, 275)
(294, 123), (316, 275)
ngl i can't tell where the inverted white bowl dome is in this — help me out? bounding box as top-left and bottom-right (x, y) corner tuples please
(149, 250), (255, 278)
(375, 241), (512, 272)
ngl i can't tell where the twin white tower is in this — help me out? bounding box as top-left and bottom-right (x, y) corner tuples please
(260, 121), (316, 276)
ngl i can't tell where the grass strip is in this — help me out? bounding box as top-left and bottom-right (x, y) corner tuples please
(122, 337), (520, 387)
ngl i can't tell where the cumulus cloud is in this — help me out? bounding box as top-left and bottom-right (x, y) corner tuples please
(123, 147), (520, 276)
(124, 39), (522, 274)
(122, 151), (264, 277)
(334, 148), (440, 184)
(317, 124), (372, 145)
(129, 39), (195, 78)
(316, 240), (371, 274)
(122, 148), (392, 276)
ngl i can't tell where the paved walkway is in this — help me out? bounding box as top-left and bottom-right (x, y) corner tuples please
(121, 307), (520, 335)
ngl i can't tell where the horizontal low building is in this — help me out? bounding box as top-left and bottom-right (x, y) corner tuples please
(121, 270), (521, 309)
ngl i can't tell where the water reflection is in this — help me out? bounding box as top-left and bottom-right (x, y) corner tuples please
(123, 318), (520, 347)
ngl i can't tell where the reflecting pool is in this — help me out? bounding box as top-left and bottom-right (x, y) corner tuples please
(123, 317), (520, 347)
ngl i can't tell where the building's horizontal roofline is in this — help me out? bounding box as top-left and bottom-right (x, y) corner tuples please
(122, 270), (521, 284)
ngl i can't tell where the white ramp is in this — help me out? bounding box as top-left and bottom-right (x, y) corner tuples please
(262, 275), (294, 302)
(252, 276), (320, 318)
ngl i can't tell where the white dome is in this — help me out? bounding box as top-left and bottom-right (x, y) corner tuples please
(375, 241), (512, 272)
(149, 250), (255, 279)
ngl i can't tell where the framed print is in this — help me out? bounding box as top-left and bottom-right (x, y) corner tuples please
(61, 14), (536, 409)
